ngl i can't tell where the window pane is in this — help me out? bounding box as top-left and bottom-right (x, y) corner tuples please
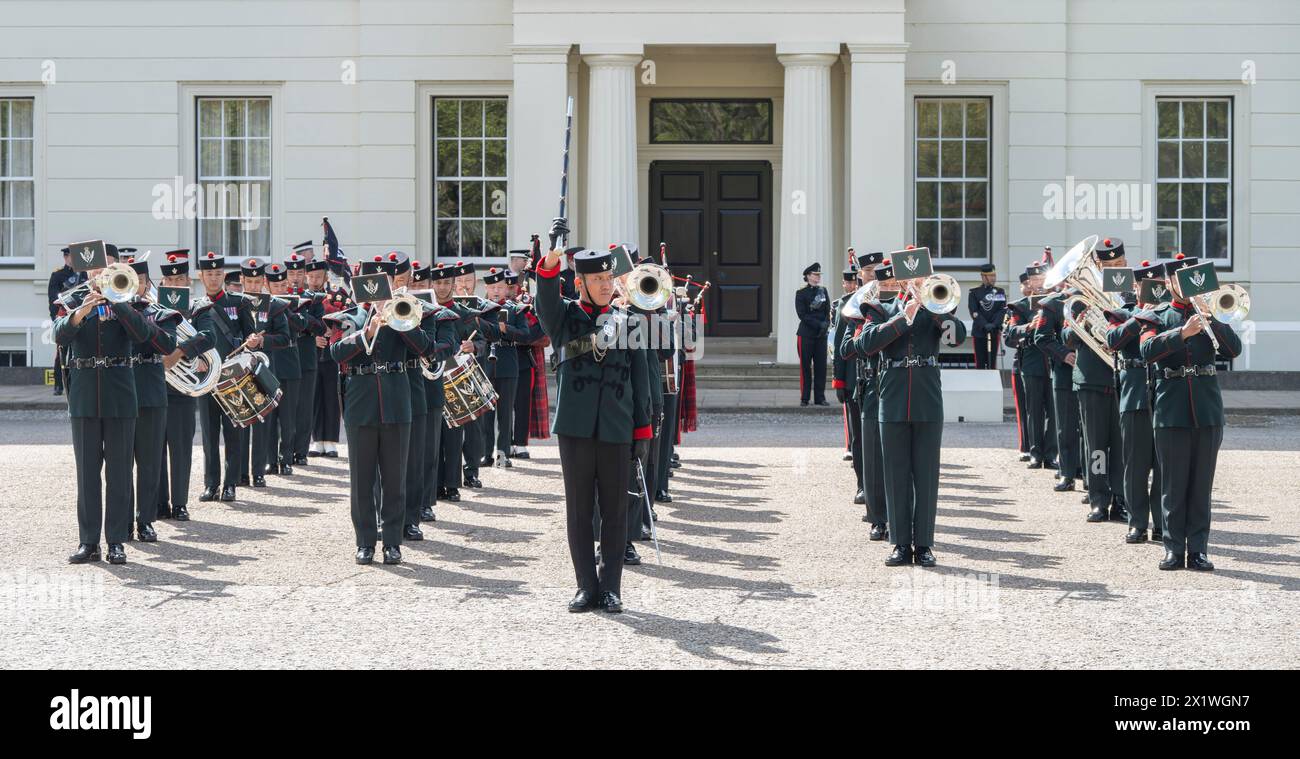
(462, 140), (482, 177)
(916, 140), (938, 178)
(484, 100), (507, 138)
(1156, 223), (1178, 256)
(249, 138), (270, 176)
(225, 139), (244, 177)
(1157, 142), (1178, 178)
(461, 100), (482, 137)
(1206, 141), (1228, 178)
(917, 101), (939, 138)
(12, 180), (33, 217)
(460, 219), (483, 257)
(650, 100), (772, 143)
(940, 102), (962, 137)
(1180, 221), (1203, 256)
(200, 219), (222, 256)
(223, 100), (244, 137)
(966, 100), (988, 138)
(1206, 183), (1228, 219)
(0, 182), (8, 217)
(940, 221), (962, 258)
(915, 181), (938, 219)
(940, 140), (962, 178)
(225, 219), (245, 256)
(1206, 221), (1229, 259)
(435, 99), (458, 137)
(12, 219), (29, 256)
(0, 221), (8, 256)
(1182, 101), (1203, 138)
(1156, 183), (1177, 219)
(915, 221), (938, 253)
(1206, 100), (1229, 138)
(1180, 183), (1203, 219)
(199, 99), (222, 137)
(437, 220), (459, 258)
(11, 100), (33, 138)
(486, 220), (506, 257)
(941, 182), (963, 218)
(484, 139), (506, 177)
(965, 140), (987, 178)
(436, 140), (458, 177)
(249, 217), (270, 258)
(200, 139), (221, 176)
(1181, 142), (1203, 179)
(0, 101), (7, 138)
(462, 180), (483, 218)
(965, 182), (987, 218)
(1157, 101), (1179, 139)
(250, 180), (270, 218)
(11, 141), (32, 176)
(247, 99), (270, 137)
(0, 143), (6, 176)
(964, 221), (987, 259)
(485, 180), (506, 218)
(436, 180), (459, 218)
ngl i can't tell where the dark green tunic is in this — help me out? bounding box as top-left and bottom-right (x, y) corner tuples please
(55, 300), (153, 419)
(848, 298), (966, 423)
(1137, 302), (1242, 429)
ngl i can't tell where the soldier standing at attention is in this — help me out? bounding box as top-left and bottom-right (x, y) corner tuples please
(967, 263), (1006, 369)
(48, 247), (86, 397)
(795, 262), (830, 407)
(240, 259), (291, 487)
(286, 250), (324, 467)
(156, 251), (200, 521)
(535, 218), (652, 614)
(265, 263), (305, 477)
(831, 262), (863, 502)
(1005, 262), (1057, 471)
(1035, 266), (1084, 494)
(839, 251), (889, 538)
(1005, 272), (1031, 461)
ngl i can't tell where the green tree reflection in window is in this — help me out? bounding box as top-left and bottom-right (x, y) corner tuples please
(650, 99), (773, 144)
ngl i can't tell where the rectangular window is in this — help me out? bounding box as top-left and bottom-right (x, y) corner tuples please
(650, 99), (774, 144)
(913, 97), (990, 261)
(0, 98), (36, 260)
(1156, 97), (1231, 262)
(196, 97), (271, 259)
(434, 97), (508, 260)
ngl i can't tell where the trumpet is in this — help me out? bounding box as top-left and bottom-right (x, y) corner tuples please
(56, 262), (140, 310)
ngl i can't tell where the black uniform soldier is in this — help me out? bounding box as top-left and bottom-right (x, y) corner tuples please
(436, 262), (486, 501)
(839, 251), (890, 537)
(846, 251), (966, 566)
(48, 248), (87, 396)
(237, 259), (289, 486)
(1138, 255), (1241, 571)
(312, 280), (346, 458)
(223, 268), (254, 487)
(506, 249), (536, 458)
(1107, 259), (1167, 544)
(477, 266), (543, 468)
(264, 263), (304, 476)
(330, 257), (432, 565)
(156, 251), (200, 520)
(1004, 262), (1057, 469)
(1035, 271), (1084, 493)
(56, 240), (155, 565)
(427, 262), (469, 506)
(454, 264), (487, 487)
(967, 263), (1006, 369)
(192, 253), (254, 501)
(795, 262), (830, 406)
(408, 262), (458, 525)
(536, 219), (652, 614)
(286, 250), (324, 466)
(832, 264), (864, 503)
(1006, 273), (1031, 461)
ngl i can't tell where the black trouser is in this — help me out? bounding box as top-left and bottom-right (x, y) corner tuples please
(462, 415), (482, 476)
(489, 375), (517, 457)
(267, 378), (299, 469)
(1155, 426), (1222, 556)
(199, 396), (241, 489)
(295, 369), (317, 458)
(846, 397), (863, 492)
(513, 366), (532, 447)
(1052, 384), (1081, 479)
(250, 417), (271, 478)
(54, 348), (66, 392)
(1078, 388), (1123, 510)
(881, 421), (942, 548)
(159, 393), (196, 510)
(423, 403), (444, 508)
(1022, 373), (1057, 461)
(859, 399), (887, 525)
(1011, 370), (1028, 453)
(797, 334), (827, 404)
(314, 361), (341, 442)
(346, 422), (410, 548)
(559, 434), (630, 597)
(404, 412), (427, 527)
(655, 393), (679, 492)
(133, 405), (167, 525)
(440, 417), (464, 490)
(1121, 409), (1161, 531)
(72, 416), (136, 545)
(641, 424), (659, 535)
(603, 431), (653, 543)
(973, 330), (1000, 369)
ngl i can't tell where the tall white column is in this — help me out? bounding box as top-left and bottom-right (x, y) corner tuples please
(776, 51), (837, 364)
(848, 43), (908, 257)
(581, 47), (642, 251)
(510, 45), (571, 249)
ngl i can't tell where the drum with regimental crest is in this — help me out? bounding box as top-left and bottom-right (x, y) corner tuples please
(213, 351), (282, 427)
(442, 354), (497, 429)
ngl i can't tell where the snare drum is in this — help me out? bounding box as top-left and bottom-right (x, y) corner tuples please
(213, 351), (282, 427)
(442, 354), (498, 429)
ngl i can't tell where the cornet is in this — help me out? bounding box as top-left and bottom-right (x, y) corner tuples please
(56, 263), (140, 310)
(360, 292), (427, 354)
(903, 274), (961, 325)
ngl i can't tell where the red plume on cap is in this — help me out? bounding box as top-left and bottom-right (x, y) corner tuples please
(207, 252), (215, 258)
(1103, 238), (1112, 246)
(167, 255), (176, 262)
(905, 244), (915, 250)
(248, 259), (258, 266)
(456, 260), (464, 266)
(1175, 253), (1185, 260)
(290, 254), (299, 261)
(1141, 260), (1151, 267)
(881, 259), (891, 265)
(373, 256), (382, 262)
(489, 267), (497, 273)
(272, 265), (280, 271)
(388, 253), (397, 261)
(435, 263), (444, 269)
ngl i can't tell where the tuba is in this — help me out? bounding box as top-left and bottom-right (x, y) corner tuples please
(1043, 234), (1117, 369)
(626, 263), (673, 311)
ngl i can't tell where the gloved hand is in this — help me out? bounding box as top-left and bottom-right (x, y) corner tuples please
(548, 217), (569, 251)
(633, 438), (650, 462)
(835, 386), (845, 404)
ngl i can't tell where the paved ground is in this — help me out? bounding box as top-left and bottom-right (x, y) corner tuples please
(1, 409), (1297, 669)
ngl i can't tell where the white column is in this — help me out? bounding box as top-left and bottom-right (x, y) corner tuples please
(510, 45), (572, 249)
(581, 46), (642, 251)
(848, 43), (908, 257)
(776, 50), (837, 364)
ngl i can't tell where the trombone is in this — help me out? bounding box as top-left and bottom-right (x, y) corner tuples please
(901, 273), (961, 325)
(1174, 280), (1250, 353)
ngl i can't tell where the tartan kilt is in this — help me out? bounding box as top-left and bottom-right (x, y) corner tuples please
(528, 344), (551, 440)
(680, 358), (698, 433)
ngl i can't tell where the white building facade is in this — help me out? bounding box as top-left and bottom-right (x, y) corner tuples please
(0, 0), (1296, 368)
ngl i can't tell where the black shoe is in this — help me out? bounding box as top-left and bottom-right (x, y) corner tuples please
(199, 487), (218, 502)
(68, 544), (100, 564)
(107, 544), (126, 565)
(655, 489), (672, 503)
(842, 451), (853, 462)
(252, 476), (267, 488)
(445, 488), (461, 502)
(464, 476), (482, 489)
(324, 450), (339, 458)
(815, 400), (830, 407)
(800, 400), (809, 407)
(623, 543), (641, 566)
(669, 459), (681, 469)
(355, 546), (374, 565)
(1125, 528), (1148, 544)
(1054, 478), (1076, 492)
(1151, 529), (1163, 542)
(173, 505), (189, 521)
(568, 589), (596, 613)
(419, 506), (435, 523)
(671, 452), (680, 463)
(600, 591), (623, 614)
(914, 546), (937, 567)
(1026, 457), (1044, 469)
(1110, 501), (1130, 522)
(498, 456), (513, 469)
(437, 487), (448, 498)
(885, 545), (913, 567)
(307, 450), (322, 458)
(239, 476), (251, 486)
(1043, 459), (1059, 470)
(481, 456), (494, 468)
(1187, 553), (1215, 571)
(279, 464), (293, 476)
(267, 464), (279, 475)
(294, 454), (308, 465)
(515, 451), (531, 460)
(639, 526), (653, 541)
(869, 523), (887, 541)
(403, 524), (424, 541)
(221, 486), (236, 501)
(136, 523), (157, 542)
(853, 490), (865, 505)
(382, 546), (401, 565)
(1018, 453), (1031, 462)
(53, 386), (64, 396)
(1158, 550), (1184, 570)
(1086, 506), (1108, 523)
(157, 506), (172, 520)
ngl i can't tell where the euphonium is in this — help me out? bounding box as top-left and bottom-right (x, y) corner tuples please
(165, 319), (223, 397)
(1044, 234), (1117, 369)
(627, 263), (673, 311)
(841, 279), (879, 319)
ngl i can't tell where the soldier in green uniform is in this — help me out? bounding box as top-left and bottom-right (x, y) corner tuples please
(839, 251), (889, 538)
(57, 241), (156, 565)
(846, 249), (966, 566)
(264, 263), (304, 477)
(1106, 259), (1167, 544)
(409, 262), (459, 524)
(1137, 255), (1241, 571)
(1005, 262), (1057, 470)
(240, 260), (291, 486)
(156, 251), (200, 521)
(435, 262), (486, 502)
(1063, 237), (1128, 523)
(1006, 273), (1031, 461)
(453, 264), (487, 487)
(477, 266), (543, 468)
(286, 249), (324, 466)
(1034, 267), (1084, 493)
(330, 257), (432, 565)
(536, 219), (652, 613)
(831, 265), (862, 488)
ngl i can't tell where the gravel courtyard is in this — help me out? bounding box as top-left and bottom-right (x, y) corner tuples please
(2, 410), (1297, 669)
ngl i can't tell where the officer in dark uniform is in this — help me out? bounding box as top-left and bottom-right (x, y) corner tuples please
(1004, 262), (1057, 469)
(56, 241), (155, 565)
(48, 247), (87, 396)
(264, 263), (304, 476)
(239, 259), (291, 487)
(1138, 254), (1241, 570)
(795, 262), (830, 406)
(330, 257), (432, 565)
(223, 268), (254, 486)
(1035, 267), (1085, 493)
(967, 263), (1006, 369)
(192, 253), (253, 501)
(286, 251), (324, 466)
(831, 263), (864, 504)
(1107, 259), (1167, 544)
(536, 219), (652, 614)
(156, 250), (199, 520)
(846, 251), (966, 566)
(477, 266), (543, 468)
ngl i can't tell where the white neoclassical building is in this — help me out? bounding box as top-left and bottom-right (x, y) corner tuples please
(0, 0), (1297, 369)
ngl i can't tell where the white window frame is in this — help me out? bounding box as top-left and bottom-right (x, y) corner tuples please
(416, 82), (512, 267)
(903, 82), (1007, 272)
(0, 86), (43, 273)
(1142, 82), (1249, 273)
(178, 83), (283, 266)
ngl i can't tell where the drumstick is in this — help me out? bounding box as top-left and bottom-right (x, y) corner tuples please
(228, 331), (264, 358)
